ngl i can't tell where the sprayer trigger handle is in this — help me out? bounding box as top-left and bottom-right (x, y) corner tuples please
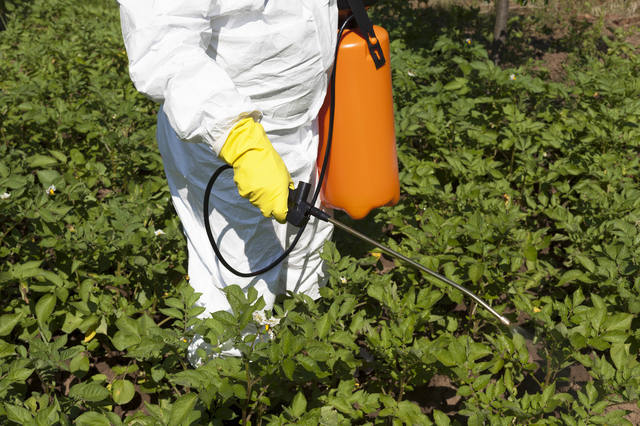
(286, 182), (330, 228)
(286, 182), (311, 227)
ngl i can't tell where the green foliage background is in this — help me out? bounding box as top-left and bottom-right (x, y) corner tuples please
(1, 0), (640, 425)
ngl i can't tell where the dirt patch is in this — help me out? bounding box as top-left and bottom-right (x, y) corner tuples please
(533, 52), (569, 82)
(605, 402), (640, 424)
(421, 1), (640, 79)
(406, 374), (465, 421)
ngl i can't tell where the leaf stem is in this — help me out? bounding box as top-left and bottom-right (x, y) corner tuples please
(0, 222), (18, 246)
(544, 348), (554, 387)
(172, 384), (182, 397)
(509, 146), (516, 175)
(518, 167), (527, 202)
(157, 316), (171, 327)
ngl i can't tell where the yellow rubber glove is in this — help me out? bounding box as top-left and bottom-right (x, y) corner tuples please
(219, 118), (293, 224)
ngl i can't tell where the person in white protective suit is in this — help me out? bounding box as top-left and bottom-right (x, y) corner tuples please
(117, 1), (337, 365)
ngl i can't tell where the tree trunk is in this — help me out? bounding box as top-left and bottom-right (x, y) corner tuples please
(491, 0), (509, 66)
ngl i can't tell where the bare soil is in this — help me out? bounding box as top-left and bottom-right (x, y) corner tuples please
(419, 0), (640, 81)
(529, 12), (640, 81)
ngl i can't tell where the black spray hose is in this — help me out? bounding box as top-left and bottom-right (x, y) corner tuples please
(313, 15), (354, 206)
(203, 15), (355, 278)
(203, 164), (306, 278)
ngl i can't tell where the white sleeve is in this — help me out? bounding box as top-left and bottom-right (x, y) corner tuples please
(117, 0), (261, 154)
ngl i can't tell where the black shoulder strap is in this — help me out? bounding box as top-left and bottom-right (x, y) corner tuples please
(344, 0), (386, 69)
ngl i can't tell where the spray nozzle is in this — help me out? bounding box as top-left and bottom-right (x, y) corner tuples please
(286, 182), (330, 228)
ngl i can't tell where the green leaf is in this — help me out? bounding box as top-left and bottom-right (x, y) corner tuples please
(27, 155), (58, 168)
(603, 313), (633, 332)
(0, 339), (17, 358)
(218, 380), (234, 401)
(282, 358), (295, 380)
(48, 150), (67, 163)
(557, 270), (583, 286)
(602, 330), (629, 344)
(2, 176), (28, 189)
(457, 386), (472, 397)
(105, 412), (123, 426)
(472, 374), (491, 391)
(246, 286), (259, 304)
(159, 307), (183, 319)
(0, 313), (22, 336)
(79, 280), (93, 303)
(316, 313), (331, 339)
(290, 391), (307, 418)
(297, 355), (321, 373)
(586, 382), (598, 405)
(170, 393), (198, 426)
(561, 413), (578, 426)
(151, 364), (165, 383)
(329, 331), (358, 350)
(69, 383), (110, 402)
(435, 349), (455, 367)
(258, 395), (271, 406)
(164, 297), (184, 310)
(34, 406), (58, 426)
(5, 404), (32, 424)
(35, 294), (56, 328)
(468, 263), (484, 284)
(611, 344), (630, 371)
(70, 355), (90, 379)
(115, 316), (142, 336)
(111, 331), (141, 351)
(576, 254), (595, 273)
(434, 410), (450, 426)
(211, 311), (237, 326)
(573, 287), (585, 307)
(444, 78), (468, 91)
(36, 169), (62, 187)
(541, 382), (556, 407)
(569, 332), (586, 349)
(112, 379), (136, 405)
(468, 413), (481, 426)
(523, 246), (537, 262)
(449, 338), (466, 365)
(8, 368), (34, 382)
(75, 412), (111, 426)
(171, 370), (205, 388)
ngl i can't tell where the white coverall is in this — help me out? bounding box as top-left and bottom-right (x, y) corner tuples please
(117, 1), (337, 363)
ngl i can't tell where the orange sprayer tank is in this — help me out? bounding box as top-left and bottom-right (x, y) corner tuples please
(318, 25), (400, 220)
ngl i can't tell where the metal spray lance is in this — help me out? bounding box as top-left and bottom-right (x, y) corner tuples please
(285, 181), (512, 327)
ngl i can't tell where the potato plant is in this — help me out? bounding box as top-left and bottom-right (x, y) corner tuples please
(1, 0), (640, 425)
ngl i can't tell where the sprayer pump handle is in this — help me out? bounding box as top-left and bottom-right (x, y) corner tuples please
(286, 182), (330, 228)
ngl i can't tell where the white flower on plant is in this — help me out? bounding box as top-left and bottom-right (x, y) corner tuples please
(265, 317), (281, 327)
(253, 310), (284, 340)
(340, 277), (347, 284)
(510, 74), (516, 81)
(465, 38), (472, 44)
(154, 229), (165, 236)
(407, 71), (415, 77)
(46, 185), (56, 195)
(253, 310), (267, 324)
(0, 193), (9, 200)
